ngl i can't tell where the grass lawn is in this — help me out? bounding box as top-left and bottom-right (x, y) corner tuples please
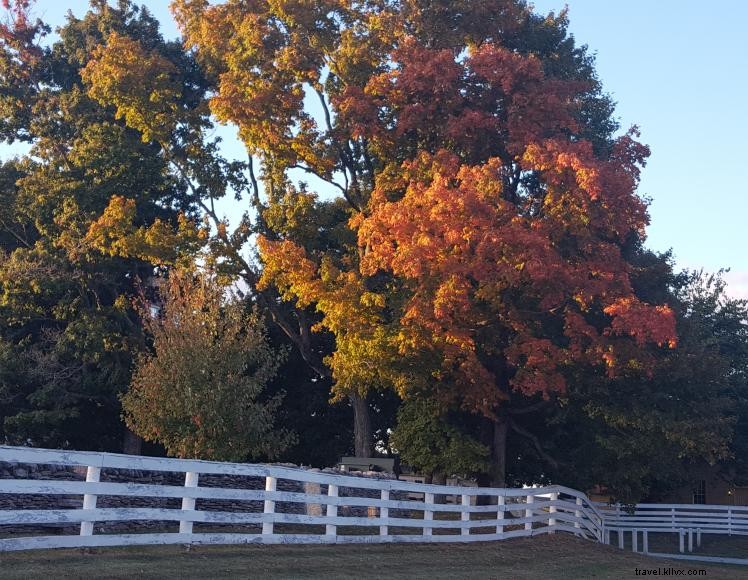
(607, 529), (748, 560)
(0, 535), (745, 579)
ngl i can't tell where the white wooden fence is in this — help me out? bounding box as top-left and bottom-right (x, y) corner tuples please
(0, 445), (604, 551)
(599, 502), (748, 557)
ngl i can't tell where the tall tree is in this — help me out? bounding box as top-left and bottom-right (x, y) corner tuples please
(169, 0), (676, 480)
(0, 1), (199, 450)
(80, 0), (366, 454)
(164, 0), (659, 463)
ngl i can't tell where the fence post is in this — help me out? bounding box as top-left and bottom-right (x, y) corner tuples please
(497, 495), (505, 535)
(179, 471), (199, 534)
(697, 528), (702, 548)
(574, 497), (582, 535)
(461, 494), (470, 536)
(380, 489), (389, 537)
(643, 530), (649, 554)
(671, 507), (676, 531)
(548, 492), (558, 533)
(79, 465), (101, 536)
(423, 492), (434, 536)
(525, 493), (534, 532)
(262, 476), (277, 536)
(618, 529), (624, 549)
(688, 529), (693, 552)
(632, 529), (638, 553)
(728, 507), (733, 536)
(326, 484), (338, 537)
(679, 528), (685, 553)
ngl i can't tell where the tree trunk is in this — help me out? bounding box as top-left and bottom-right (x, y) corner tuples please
(122, 427), (143, 455)
(351, 392), (373, 457)
(491, 415), (509, 487)
(432, 471), (446, 504)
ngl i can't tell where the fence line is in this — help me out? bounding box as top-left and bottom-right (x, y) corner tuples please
(598, 502), (748, 560)
(0, 445), (602, 552)
(5, 444), (746, 562)
(599, 502), (748, 536)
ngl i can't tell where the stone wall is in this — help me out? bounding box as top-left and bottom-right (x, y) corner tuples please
(0, 461), (407, 535)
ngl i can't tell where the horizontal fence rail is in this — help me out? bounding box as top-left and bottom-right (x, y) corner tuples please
(597, 502), (748, 561)
(600, 503), (748, 535)
(0, 446), (604, 551)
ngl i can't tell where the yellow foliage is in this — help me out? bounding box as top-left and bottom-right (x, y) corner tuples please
(82, 32), (181, 143)
(86, 195), (207, 266)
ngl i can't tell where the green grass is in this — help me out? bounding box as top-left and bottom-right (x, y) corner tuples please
(611, 530), (748, 560)
(0, 535), (744, 579)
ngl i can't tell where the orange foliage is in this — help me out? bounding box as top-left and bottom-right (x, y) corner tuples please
(174, 1), (677, 415)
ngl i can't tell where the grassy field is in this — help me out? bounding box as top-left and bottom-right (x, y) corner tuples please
(0, 535), (745, 579)
(610, 530), (748, 560)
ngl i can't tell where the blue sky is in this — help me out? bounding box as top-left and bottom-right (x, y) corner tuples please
(531, 1), (748, 298)
(12, 1), (748, 297)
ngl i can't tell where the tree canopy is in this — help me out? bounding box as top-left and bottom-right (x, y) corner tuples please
(0, 0), (746, 501)
(0, 0), (193, 449)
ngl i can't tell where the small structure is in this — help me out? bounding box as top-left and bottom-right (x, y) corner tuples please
(336, 456), (400, 476)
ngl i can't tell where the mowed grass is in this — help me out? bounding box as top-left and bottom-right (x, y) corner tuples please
(0, 535), (744, 579)
(635, 531), (748, 560)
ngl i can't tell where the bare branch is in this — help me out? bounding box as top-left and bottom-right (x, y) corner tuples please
(509, 418), (561, 469)
(509, 400), (549, 415)
(289, 163), (348, 196)
(315, 88), (334, 134)
(0, 216), (32, 248)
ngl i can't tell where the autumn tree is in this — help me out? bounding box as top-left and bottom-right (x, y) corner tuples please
(77, 0), (361, 454)
(0, 1), (203, 450)
(122, 268), (294, 461)
(0, 0), (358, 458)
(149, 0), (675, 479)
(150, 0), (644, 463)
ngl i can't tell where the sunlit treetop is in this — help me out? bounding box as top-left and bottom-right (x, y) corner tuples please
(78, 0), (677, 414)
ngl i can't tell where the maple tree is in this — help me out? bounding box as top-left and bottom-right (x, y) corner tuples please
(165, 0), (676, 480)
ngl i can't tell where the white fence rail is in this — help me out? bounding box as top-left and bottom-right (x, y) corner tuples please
(0, 446), (604, 552)
(598, 502), (748, 557)
(600, 503), (748, 536)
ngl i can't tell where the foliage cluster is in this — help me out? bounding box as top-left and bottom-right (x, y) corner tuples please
(122, 269), (294, 461)
(0, 0), (746, 501)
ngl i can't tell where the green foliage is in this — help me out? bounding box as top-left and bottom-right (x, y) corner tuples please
(536, 263), (748, 502)
(390, 399), (489, 479)
(122, 269), (295, 461)
(0, 1), (192, 448)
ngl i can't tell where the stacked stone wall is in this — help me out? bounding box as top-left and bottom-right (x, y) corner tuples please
(0, 461), (406, 535)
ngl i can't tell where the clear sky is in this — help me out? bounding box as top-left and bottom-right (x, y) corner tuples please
(12, 1), (748, 298)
